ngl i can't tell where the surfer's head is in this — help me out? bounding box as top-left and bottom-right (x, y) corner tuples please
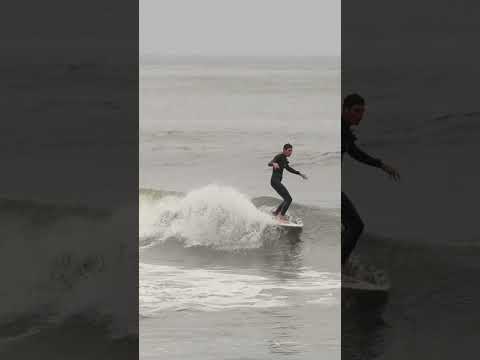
(343, 93), (365, 126)
(283, 143), (293, 157)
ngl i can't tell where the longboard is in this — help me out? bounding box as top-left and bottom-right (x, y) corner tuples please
(272, 215), (303, 229)
(342, 275), (390, 305)
(260, 207), (304, 229)
(342, 275), (389, 292)
(276, 221), (303, 229)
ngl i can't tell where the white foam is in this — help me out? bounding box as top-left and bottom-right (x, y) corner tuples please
(139, 185), (276, 250)
(140, 263), (340, 315)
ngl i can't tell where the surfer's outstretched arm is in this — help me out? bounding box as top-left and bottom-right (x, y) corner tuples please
(347, 142), (383, 168)
(285, 164), (300, 175)
(286, 165), (307, 179)
(348, 144), (400, 180)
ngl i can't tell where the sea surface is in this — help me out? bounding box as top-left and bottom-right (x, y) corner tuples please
(0, 62), (137, 359)
(140, 56), (341, 359)
(342, 61), (480, 359)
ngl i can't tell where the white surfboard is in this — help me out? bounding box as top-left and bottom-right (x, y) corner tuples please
(260, 207), (303, 229)
(276, 220), (303, 229)
(342, 275), (390, 304)
(272, 215), (303, 229)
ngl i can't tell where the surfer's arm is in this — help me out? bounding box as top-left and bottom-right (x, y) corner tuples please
(349, 144), (400, 180)
(348, 143), (383, 168)
(268, 154), (281, 167)
(285, 164), (301, 175)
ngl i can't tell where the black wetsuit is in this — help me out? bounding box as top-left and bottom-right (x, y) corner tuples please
(268, 153), (300, 216)
(342, 119), (383, 265)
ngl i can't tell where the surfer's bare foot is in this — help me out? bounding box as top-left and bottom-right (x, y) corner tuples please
(276, 215), (288, 223)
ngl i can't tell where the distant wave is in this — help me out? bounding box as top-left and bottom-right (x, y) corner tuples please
(356, 111), (480, 150)
(426, 111), (480, 142)
(0, 198), (110, 221)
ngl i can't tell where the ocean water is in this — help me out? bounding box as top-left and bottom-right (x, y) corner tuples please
(0, 62), (138, 358)
(140, 57), (340, 208)
(0, 199), (138, 358)
(342, 62), (480, 358)
(140, 57), (341, 359)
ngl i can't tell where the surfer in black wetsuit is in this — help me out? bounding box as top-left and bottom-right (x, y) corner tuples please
(342, 94), (400, 266)
(268, 143), (308, 223)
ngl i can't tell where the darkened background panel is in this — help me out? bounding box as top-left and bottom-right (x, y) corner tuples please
(342, 1), (480, 359)
(0, 1), (138, 358)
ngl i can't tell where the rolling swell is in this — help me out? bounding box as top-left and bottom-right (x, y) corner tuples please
(0, 197), (137, 342)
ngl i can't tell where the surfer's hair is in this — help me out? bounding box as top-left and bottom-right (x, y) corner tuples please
(343, 93), (365, 110)
(283, 143), (293, 150)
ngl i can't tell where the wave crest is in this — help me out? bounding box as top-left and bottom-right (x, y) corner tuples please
(140, 185), (276, 250)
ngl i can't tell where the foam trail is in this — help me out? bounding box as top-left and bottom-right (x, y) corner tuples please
(140, 263), (340, 315)
(139, 185), (276, 250)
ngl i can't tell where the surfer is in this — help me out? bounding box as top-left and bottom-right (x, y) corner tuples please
(342, 93), (400, 266)
(268, 143), (307, 223)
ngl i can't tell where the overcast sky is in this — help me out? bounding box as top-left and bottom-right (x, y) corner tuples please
(140, 0), (340, 57)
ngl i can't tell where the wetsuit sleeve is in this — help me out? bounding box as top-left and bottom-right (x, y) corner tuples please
(348, 142), (383, 168)
(285, 164), (301, 175)
(268, 154), (281, 167)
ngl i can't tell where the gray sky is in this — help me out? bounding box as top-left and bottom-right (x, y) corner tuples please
(140, 0), (340, 57)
